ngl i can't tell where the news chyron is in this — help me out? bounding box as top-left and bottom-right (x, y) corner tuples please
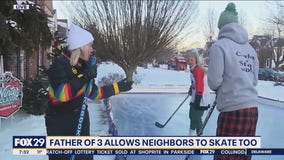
(12, 136), (266, 156)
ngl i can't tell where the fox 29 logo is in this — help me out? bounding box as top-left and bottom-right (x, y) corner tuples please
(13, 136), (46, 148)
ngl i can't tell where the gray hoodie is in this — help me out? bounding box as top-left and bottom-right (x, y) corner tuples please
(207, 23), (259, 112)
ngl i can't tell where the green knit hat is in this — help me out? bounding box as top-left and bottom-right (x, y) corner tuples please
(218, 2), (238, 29)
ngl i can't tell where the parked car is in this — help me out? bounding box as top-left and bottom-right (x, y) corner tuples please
(258, 68), (269, 81)
(138, 63), (147, 68)
(167, 56), (187, 71)
(274, 72), (284, 82)
(264, 68), (279, 81)
(258, 68), (283, 81)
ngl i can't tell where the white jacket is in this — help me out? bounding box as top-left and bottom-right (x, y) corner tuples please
(190, 73), (211, 109)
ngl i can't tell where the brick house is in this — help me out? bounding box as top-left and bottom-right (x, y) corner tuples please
(250, 35), (272, 68)
(4, 0), (68, 80)
(250, 35), (284, 69)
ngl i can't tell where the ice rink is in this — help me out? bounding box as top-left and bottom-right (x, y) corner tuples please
(90, 93), (284, 160)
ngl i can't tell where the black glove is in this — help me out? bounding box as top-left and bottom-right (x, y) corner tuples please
(117, 78), (133, 92)
(188, 86), (192, 95)
(194, 95), (202, 106)
(83, 65), (97, 81)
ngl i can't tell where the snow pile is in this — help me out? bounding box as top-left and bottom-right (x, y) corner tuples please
(98, 62), (284, 101)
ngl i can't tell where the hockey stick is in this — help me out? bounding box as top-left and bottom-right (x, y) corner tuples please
(70, 57), (96, 160)
(103, 98), (119, 136)
(103, 98), (127, 160)
(197, 99), (216, 136)
(184, 99), (217, 160)
(155, 94), (190, 128)
(100, 74), (127, 160)
(70, 79), (93, 160)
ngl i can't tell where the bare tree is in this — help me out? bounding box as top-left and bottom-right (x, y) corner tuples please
(238, 9), (247, 29)
(68, 0), (197, 80)
(266, 1), (284, 26)
(203, 8), (217, 42)
(264, 1), (284, 70)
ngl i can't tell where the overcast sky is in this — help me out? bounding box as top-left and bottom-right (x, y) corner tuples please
(53, 1), (270, 50)
(199, 1), (267, 33)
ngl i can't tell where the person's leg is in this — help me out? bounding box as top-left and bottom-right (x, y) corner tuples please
(215, 107), (258, 136)
(74, 111), (93, 160)
(247, 108), (258, 136)
(45, 113), (75, 160)
(189, 104), (204, 135)
(45, 113), (77, 136)
(214, 107), (258, 160)
(195, 109), (205, 135)
(45, 110), (93, 160)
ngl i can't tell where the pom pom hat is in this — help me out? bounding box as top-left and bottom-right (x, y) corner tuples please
(218, 2), (238, 29)
(67, 25), (94, 50)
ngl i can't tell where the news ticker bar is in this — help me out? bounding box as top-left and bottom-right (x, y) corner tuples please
(12, 149), (284, 155)
(13, 136), (261, 149)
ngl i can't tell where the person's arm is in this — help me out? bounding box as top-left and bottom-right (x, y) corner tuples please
(253, 51), (259, 86)
(193, 67), (204, 106)
(207, 45), (224, 91)
(48, 61), (95, 103)
(88, 79), (133, 100)
(194, 67), (204, 96)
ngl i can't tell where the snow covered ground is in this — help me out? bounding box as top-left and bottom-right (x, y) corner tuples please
(0, 63), (284, 160)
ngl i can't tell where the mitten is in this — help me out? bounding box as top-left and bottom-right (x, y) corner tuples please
(83, 56), (97, 80)
(83, 65), (97, 81)
(89, 56), (96, 66)
(117, 78), (133, 92)
(194, 95), (202, 106)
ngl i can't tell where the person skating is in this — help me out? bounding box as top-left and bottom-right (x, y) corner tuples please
(188, 52), (211, 136)
(207, 3), (259, 160)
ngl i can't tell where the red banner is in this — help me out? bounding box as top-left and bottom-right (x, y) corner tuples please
(0, 72), (23, 118)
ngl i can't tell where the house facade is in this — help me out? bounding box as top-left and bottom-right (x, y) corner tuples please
(250, 35), (284, 70)
(5, 0), (67, 80)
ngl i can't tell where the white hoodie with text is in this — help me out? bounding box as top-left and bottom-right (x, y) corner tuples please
(207, 23), (259, 112)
